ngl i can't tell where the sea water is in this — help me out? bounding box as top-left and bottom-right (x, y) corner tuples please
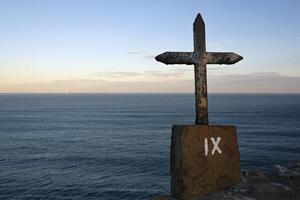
(0, 94), (299, 199)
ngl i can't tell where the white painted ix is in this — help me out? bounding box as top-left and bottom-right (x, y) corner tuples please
(204, 137), (222, 156)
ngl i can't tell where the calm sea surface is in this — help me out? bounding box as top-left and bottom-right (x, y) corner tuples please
(0, 94), (299, 199)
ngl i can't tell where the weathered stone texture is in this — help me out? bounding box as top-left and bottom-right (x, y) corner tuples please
(171, 125), (241, 200)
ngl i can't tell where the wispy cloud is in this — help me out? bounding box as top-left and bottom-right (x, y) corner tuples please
(293, 56), (300, 64)
(1, 72), (299, 93)
(144, 55), (155, 59)
(144, 69), (190, 78)
(127, 51), (157, 60)
(96, 72), (142, 78)
(208, 72), (300, 93)
(127, 51), (142, 54)
(95, 68), (193, 81)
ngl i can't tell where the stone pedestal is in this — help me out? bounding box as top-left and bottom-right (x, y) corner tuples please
(171, 125), (241, 200)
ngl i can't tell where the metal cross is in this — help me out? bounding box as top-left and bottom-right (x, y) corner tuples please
(155, 13), (243, 125)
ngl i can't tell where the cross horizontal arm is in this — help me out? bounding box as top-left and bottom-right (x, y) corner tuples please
(205, 52), (243, 65)
(155, 52), (196, 65)
(155, 51), (243, 66)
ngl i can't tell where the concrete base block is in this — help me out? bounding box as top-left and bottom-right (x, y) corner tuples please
(171, 125), (241, 200)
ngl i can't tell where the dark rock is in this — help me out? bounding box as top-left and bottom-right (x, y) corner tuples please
(155, 161), (300, 200)
(272, 165), (300, 178)
(287, 160), (300, 170)
(191, 192), (254, 200)
(251, 182), (292, 199)
(294, 168), (300, 172)
(153, 197), (177, 200)
(226, 177), (250, 195)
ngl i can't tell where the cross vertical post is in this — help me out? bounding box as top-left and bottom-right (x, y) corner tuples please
(193, 14), (208, 124)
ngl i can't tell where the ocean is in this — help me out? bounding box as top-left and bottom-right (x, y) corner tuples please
(0, 94), (299, 200)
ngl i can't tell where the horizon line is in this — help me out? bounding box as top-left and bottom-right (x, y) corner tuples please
(0, 92), (299, 95)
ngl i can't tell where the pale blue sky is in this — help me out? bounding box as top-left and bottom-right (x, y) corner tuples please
(0, 0), (299, 92)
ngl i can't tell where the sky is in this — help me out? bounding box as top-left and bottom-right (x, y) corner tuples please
(0, 0), (299, 93)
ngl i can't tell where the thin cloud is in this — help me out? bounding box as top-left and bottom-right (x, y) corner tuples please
(144, 70), (186, 78)
(293, 56), (300, 64)
(127, 52), (158, 60)
(207, 67), (222, 71)
(1, 72), (300, 93)
(127, 51), (142, 54)
(208, 72), (300, 93)
(96, 72), (142, 78)
(144, 55), (155, 59)
(95, 69), (192, 80)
